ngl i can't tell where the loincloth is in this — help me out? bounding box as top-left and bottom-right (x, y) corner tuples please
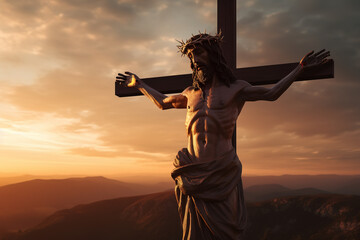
(171, 148), (247, 240)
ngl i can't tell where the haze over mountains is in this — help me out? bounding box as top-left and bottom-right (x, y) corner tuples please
(244, 184), (329, 202)
(1, 174), (359, 194)
(0, 175), (359, 239)
(242, 175), (360, 195)
(0, 176), (169, 236)
(0, 175), (83, 187)
(5, 191), (360, 240)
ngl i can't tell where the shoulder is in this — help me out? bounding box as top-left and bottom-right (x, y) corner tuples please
(231, 79), (251, 90)
(181, 86), (195, 97)
(223, 80), (251, 96)
(228, 80), (252, 103)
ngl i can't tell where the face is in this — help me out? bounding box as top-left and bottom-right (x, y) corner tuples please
(187, 46), (210, 70)
(187, 46), (214, 85)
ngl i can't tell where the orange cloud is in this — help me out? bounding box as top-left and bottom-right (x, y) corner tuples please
(0, 0), (359, 179)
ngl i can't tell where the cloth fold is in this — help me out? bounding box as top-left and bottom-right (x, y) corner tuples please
(171, 148), (247, 240)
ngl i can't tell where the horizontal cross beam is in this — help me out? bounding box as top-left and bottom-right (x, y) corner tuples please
(115, 59), (334, 97)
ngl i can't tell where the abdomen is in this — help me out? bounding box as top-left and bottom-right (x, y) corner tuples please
(188, 116), (233, 162)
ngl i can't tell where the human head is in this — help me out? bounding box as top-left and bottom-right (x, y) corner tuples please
(177, 32), (236, 89)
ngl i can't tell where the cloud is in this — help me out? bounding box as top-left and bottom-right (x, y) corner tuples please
(1, 0), (359, 175)
(236, 0), (360, 135)
(234, 0), (360, 173)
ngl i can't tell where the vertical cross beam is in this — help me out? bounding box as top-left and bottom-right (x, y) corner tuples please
(218, 0), (237, 149)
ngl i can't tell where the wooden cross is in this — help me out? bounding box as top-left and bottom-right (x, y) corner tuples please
(115, 0), (334, 150)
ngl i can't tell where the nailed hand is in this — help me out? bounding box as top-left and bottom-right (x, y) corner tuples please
(116, 71), (140, 88)
(300, 49), (330, 68)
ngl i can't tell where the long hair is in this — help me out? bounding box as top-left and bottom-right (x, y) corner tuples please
(191, 41), (236, 90)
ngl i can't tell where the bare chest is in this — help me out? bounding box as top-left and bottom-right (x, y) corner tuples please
(186, 86), (237, 111)
(184, 85), (243, 135)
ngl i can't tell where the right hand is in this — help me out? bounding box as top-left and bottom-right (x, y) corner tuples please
(116, 71), (141, 88)
(300, 49), (330, 68)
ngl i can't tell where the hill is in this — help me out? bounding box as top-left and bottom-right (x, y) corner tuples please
(5, 191), (360, 240)
(335, 176), (360, 195)
(242, 174), (360, 195)
(244, 184), (328, 202)
(0, 175), (86, 187)
(246, 194), (360, 239)
(1, 174), (359, 238)
(3, 191), (181, 240)
(0, 176), (163, 235)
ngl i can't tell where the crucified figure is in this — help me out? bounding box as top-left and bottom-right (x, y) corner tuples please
(116, 33), (330, 240)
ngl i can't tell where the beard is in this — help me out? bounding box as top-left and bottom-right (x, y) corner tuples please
(194, 66), (214, 85)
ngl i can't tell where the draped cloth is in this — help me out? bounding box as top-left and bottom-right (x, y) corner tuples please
(171, 148), (247, 240)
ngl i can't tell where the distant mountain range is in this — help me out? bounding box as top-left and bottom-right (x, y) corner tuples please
(2, 174), (359, 194)
(244, 184), (329, 202)
(4, 191), (359, 240)
(0, 175), (90, 187)
(0, 175), (359, 239)
(0, 176), (167, 236)
(242, 174), (360, 195)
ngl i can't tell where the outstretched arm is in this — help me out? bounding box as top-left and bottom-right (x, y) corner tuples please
(239, 49), (330, 102)
(116, 71), (187, 110)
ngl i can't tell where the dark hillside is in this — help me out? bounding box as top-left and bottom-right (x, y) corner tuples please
(6, 192), (360, 240)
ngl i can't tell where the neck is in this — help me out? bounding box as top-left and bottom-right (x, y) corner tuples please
(200, 75), (218, 100)
(205, 73), (219, 89)
(193, 71), (219, 91)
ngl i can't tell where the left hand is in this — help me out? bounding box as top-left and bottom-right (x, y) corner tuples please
(300, 49), (330, 68)
(116, 71), (141, 88)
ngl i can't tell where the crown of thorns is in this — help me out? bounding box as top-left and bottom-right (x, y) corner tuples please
(177, 31), (223, 56)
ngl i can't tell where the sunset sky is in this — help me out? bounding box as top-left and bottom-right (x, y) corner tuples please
(1, 0), (359, 183)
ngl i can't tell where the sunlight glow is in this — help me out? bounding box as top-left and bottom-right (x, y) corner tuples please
(128, 75), (137, 87)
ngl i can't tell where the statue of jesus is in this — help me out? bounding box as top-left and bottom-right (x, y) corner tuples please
(116, 33), (330, 240)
